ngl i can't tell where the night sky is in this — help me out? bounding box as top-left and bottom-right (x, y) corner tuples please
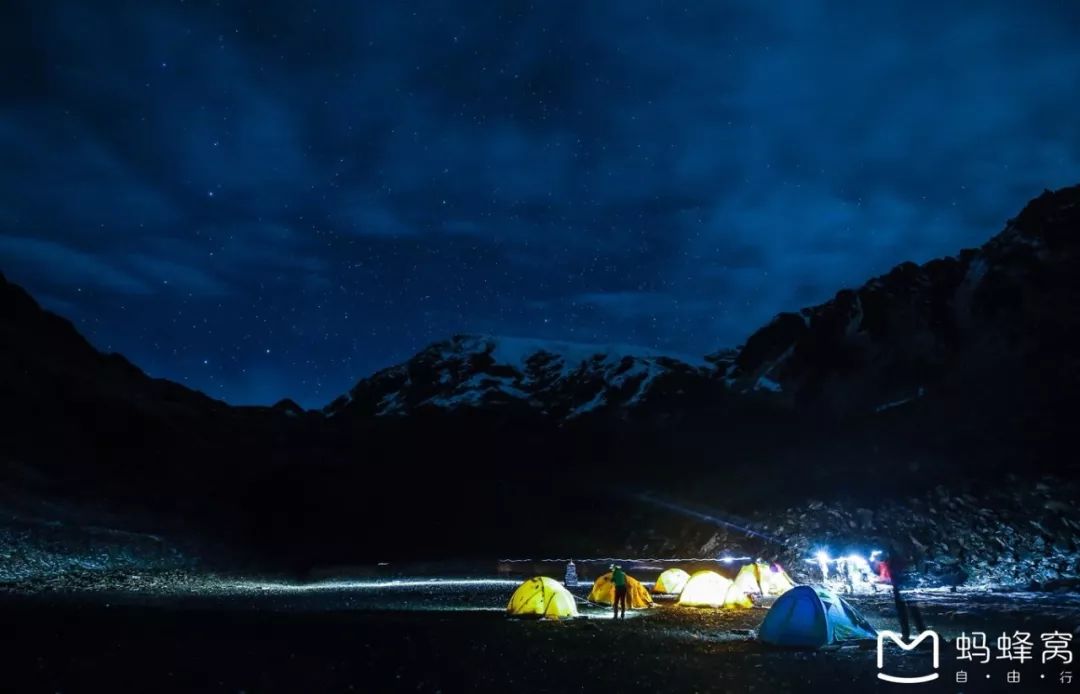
(3, 2), (1079, 407)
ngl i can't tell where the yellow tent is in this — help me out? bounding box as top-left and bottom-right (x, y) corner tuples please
(587, 571), (653, 608)
(507, 576), (579, 619)
(653, 567), (691, 595)
(677, 570), (753, 608)
(733, 561), (796, 597)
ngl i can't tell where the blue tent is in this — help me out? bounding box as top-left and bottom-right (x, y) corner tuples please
(759, 585), (877, 647)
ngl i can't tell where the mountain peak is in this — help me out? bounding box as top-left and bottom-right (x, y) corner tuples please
(324, 333), (709, 420)
(429, 333), (704, 368)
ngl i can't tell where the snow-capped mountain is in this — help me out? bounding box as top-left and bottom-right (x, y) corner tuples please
(324, 334), (710, 420)
(321, 184), (1080, 430)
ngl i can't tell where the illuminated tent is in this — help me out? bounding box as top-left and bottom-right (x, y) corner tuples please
(677, 570), (753, 608)
(653, 567), (691, 595)
(759, 585), (877, 647)
(506, 576), (579, 619)
(587, 571), (653, 608)
(733, 561), (796, 597)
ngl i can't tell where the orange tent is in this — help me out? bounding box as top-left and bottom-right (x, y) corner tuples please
(587, 571), (653, 609)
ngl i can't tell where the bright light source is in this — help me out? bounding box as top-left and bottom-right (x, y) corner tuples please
(813, 549), (830, 581)
(248, 578), (522, 592)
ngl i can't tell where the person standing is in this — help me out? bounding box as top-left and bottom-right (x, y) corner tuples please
(564, 560), (578, 587)
(611, 564), (628, 619)
(843, 558), (855, 594)
(886, 545), (926, 640)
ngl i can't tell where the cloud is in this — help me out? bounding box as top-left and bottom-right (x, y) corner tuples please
(3, 0), (1080, 405)
(0, 116), (180, 237)
(125, 254), (230, 296)
(0, 235), (150, 293)
(575, 291), (683, 319)
(338, 197), (416, 237)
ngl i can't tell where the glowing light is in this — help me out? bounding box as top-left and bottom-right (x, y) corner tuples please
(632, 494), (781, 544)
(813, 549), (830, 581)
(240, 578), (522, 593)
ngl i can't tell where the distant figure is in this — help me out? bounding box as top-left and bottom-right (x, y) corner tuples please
(874, 556), (892, 584)
(886, 545), (926, 640)
(564, 560), (578, 587)
(842, 558), (855, 594)
(611, 564), (628, 619)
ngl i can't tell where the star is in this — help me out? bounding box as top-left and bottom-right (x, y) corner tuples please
(7, 0), (1070, 411)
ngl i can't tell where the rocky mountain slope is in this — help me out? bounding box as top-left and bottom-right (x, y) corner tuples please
(723, 185), (1080, 418)
(0, 272), (330, 565)
(638, 474), (1080, 590)
(0, 273), (305, 488)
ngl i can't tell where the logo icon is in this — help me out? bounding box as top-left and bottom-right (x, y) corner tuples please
(877, 630), (940, 684)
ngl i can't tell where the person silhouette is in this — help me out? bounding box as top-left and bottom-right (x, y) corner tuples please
(564, 560), (577, 587)
(886, 545), (926, 639)
(611, 564), (628, 619)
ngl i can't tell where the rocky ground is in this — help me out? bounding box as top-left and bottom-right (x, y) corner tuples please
(635, 474), (1080, 591)
(2, 578), (1078, 693)
(0, 487), (194, 589)
(0, 520), (191, 586)
(4, 474), (1076, 597)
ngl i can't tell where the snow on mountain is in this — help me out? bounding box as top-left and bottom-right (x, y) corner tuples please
(324, 334), (709, 420)
(322, 185), (1080, 426)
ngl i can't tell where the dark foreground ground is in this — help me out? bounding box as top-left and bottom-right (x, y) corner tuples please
(2, 577), (1079, 693)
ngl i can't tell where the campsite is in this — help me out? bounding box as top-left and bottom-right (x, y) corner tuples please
(3, 561), (1079, 692)
(5, 2), (1080, 692)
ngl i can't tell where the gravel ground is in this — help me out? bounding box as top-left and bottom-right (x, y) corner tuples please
(3, 575), (1079, 693)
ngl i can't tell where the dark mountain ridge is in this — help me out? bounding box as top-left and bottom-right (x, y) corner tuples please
(3, 185), (1080, 563)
